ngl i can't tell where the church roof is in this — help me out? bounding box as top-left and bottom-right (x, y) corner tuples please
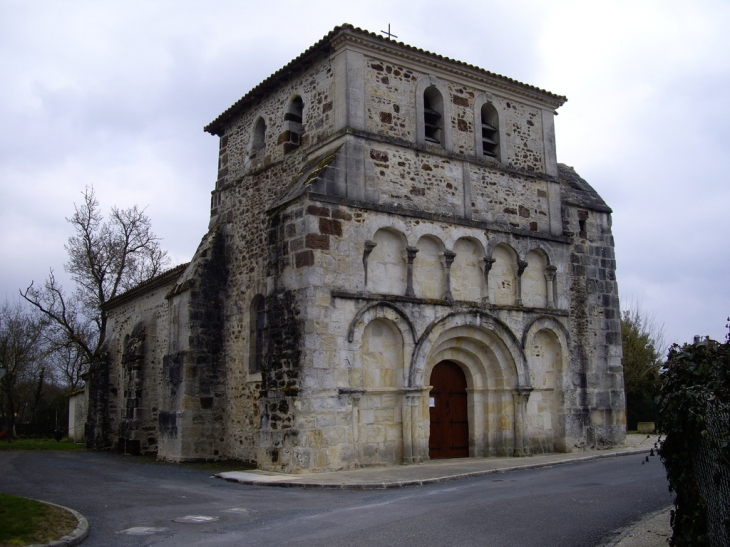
(102, 262), (190, 311)
(558, 164), (612, 213)
(204, 24), (567, 136)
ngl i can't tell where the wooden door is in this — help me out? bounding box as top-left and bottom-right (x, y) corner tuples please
(429, 361), (469, 459)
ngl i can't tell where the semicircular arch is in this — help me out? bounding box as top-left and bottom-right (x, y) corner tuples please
(367, 219), (409, 242)
(522, 242), (555, 266)
(521, 315), (570, 350)
(485, 234), (511, 258)
(348, 301), (417, 346)
(443, 228), (488, 251)
(410, 311), (527, 388)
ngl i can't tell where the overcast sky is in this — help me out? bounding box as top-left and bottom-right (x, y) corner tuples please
(1, 0), (728, 348)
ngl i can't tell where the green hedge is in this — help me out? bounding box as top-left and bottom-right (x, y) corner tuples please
(655, 326), (730, 546)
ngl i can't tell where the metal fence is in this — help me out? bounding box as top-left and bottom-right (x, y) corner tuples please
(691, 404), (730, 547)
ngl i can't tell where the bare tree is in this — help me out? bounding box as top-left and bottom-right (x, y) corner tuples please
(0, 302), (47, 440)
(46, 341), (86, 392)
(621, 302), (666, 428)
(22, 187), (170, 383)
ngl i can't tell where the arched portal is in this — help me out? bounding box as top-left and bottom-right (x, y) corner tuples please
(409, 312), (530, 460)
(429, 361), (468, 459)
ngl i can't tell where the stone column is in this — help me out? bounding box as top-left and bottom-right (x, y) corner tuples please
(443, 250), (456, 302)
(402, 392), (425, 464)
(410, 392), (424, 463)
(402, 395), (413, 464)
(482, 257), (496, 305)
(362, 240), (376, 288)
(512, 388), (533, 457)
(468, 388), (486, 457)
(515, 260), (528, 306)
(544, 265), (557, 309)
(351, 392), (362, 444)
(339, 388), (365, 455)
(405, 246), (419, 297)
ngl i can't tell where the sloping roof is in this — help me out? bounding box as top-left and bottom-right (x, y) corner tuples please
(166, 227), (223, 299)
(558, 164), (612, 213)
(269, 146), (341, 211)
(102, 262), (190, 311)
(204, 24), (567, 136)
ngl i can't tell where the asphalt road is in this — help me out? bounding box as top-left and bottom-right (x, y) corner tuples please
(0, 450), (671, 547)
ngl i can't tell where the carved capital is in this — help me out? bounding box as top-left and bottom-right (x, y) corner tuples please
(364, 240), (377, 254)
(443, 250), (456, 268)
(514, 387), (533, 404)
(517, 260), (528, 277)
(406, 246), (419, 262)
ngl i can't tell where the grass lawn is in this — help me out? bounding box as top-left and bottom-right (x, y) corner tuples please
(0, 493), (77, 546)
(0, 438), (85, 451)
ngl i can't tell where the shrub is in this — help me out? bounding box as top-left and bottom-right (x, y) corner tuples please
(655, 323), (730, 547)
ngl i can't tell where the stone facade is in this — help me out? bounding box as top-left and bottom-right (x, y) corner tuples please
(86, 25), (625, 472)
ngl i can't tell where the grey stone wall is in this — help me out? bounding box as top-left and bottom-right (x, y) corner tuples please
(158, 228), (229, 461)
(90, 269), (177, 454)
(562, 207), (624, 444)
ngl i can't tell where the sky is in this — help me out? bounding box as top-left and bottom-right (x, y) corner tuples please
(1, 0), (728, 349)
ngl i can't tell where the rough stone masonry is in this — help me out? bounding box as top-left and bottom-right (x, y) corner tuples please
(84, 24), (625, 473)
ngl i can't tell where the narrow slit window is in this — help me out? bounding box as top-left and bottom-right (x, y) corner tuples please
(423, 87), (444, 146)
(480, 103), (499, 158)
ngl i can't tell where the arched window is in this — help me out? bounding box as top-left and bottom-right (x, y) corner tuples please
(521, 250), (548, 308)
(249, 295), (265, 373)
(413, 235), (446, 300)
(252, 117), (266, 153)
(423, 87), (444, 146)
(282, 96), (303, 154)
(368, 228), (408, 295)
(480, 102), (499, 158)
(490, 244), (518, 306)
(451, 238), (485, 302)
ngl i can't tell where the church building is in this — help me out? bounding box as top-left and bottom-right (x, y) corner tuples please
(85, 24), (626, 473)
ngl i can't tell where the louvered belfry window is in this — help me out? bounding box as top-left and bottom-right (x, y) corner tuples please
(480, 103), (499, 158)
(423, 87), (443, 145)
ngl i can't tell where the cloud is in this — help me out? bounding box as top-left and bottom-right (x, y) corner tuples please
(1, 0), (728, 344)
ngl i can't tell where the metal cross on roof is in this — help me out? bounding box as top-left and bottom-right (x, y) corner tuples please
(380, 24), (397, 40)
